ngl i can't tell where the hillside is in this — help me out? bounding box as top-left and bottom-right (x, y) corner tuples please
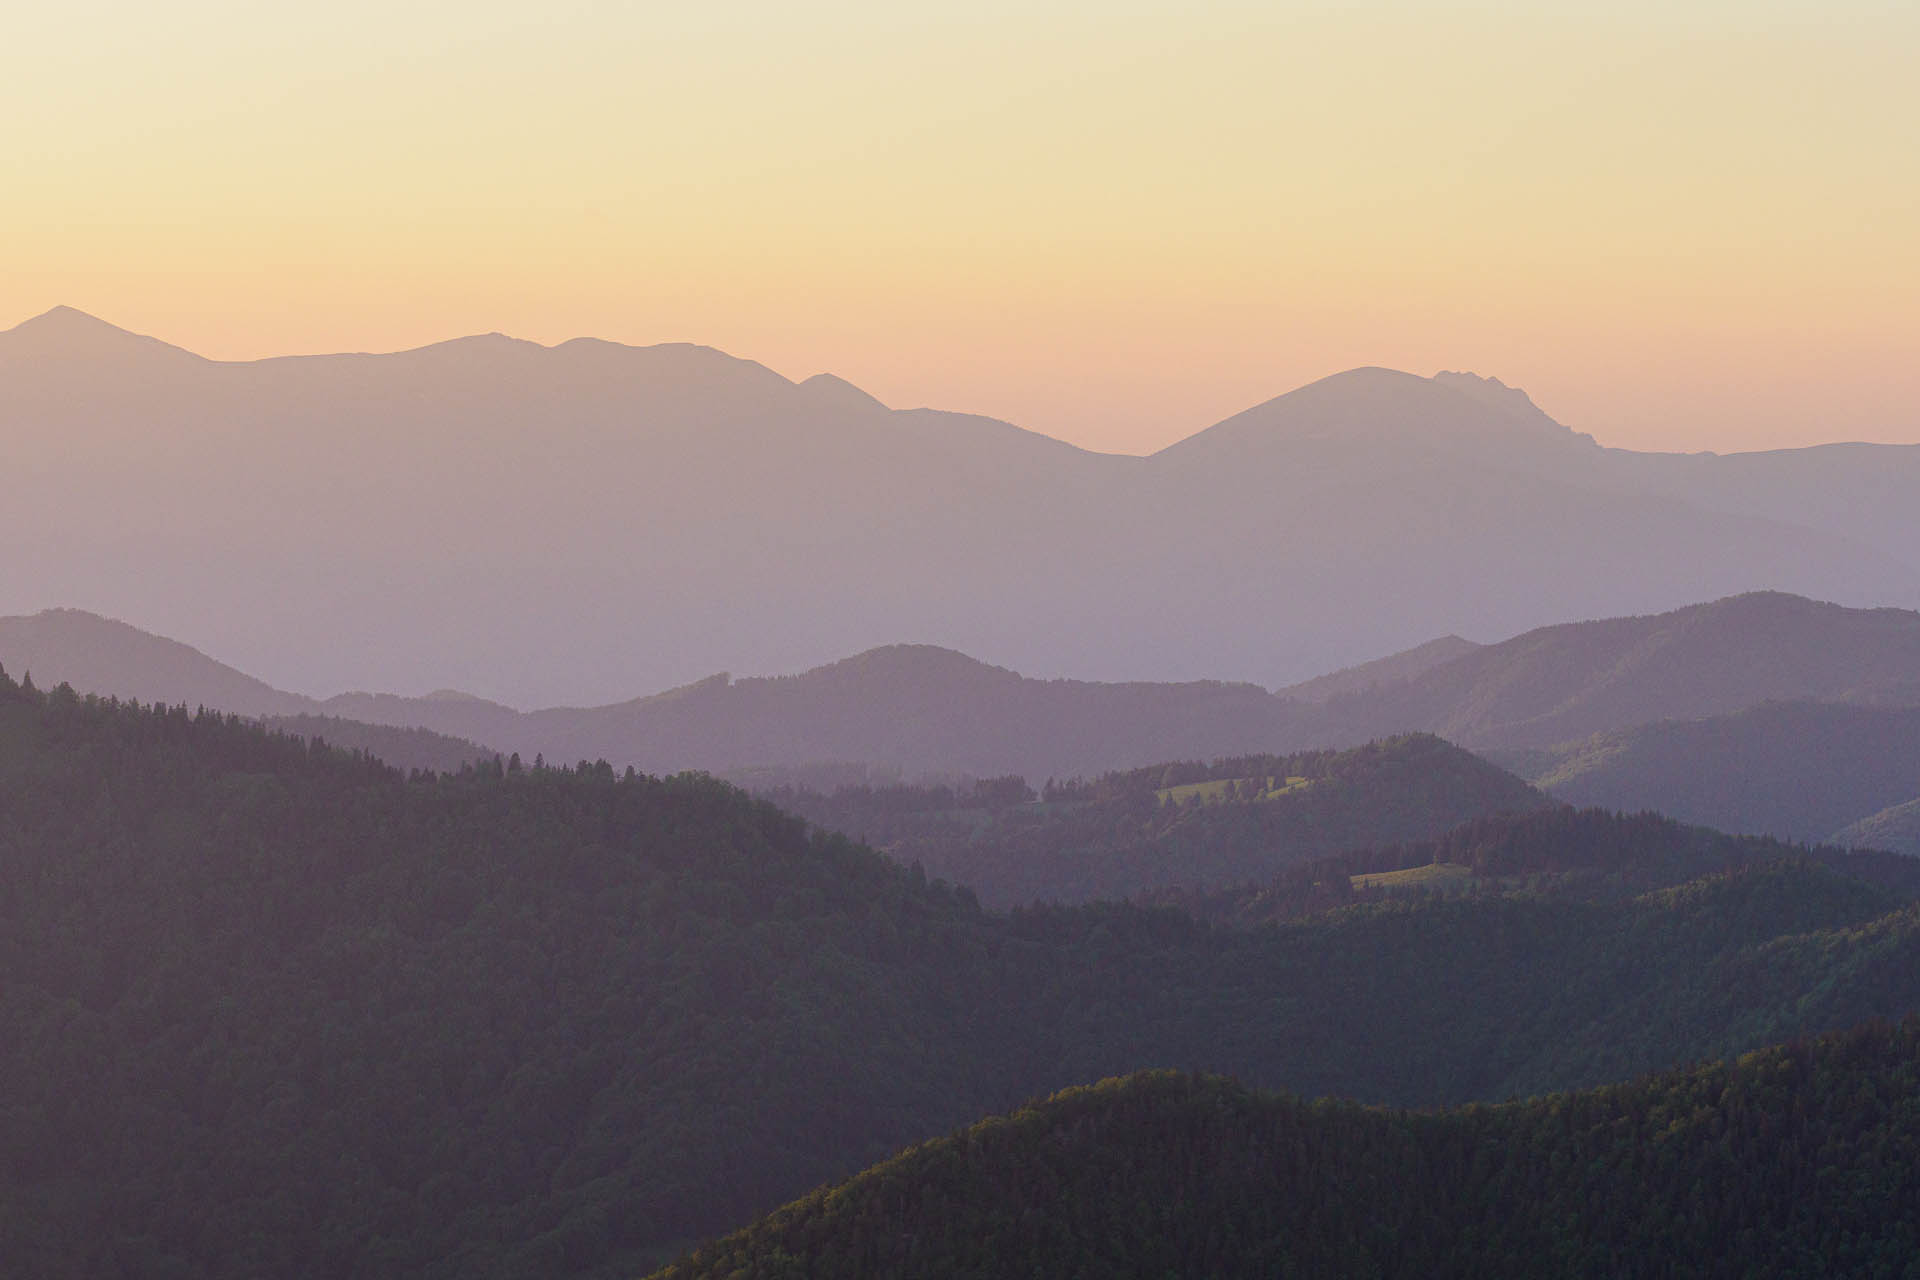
(655, 1022), (1920, 1280)
(5, 309), (1915, 707)
(519, 646), (1292, 780)
(1273, 633), (1482, 703)
(13, 669), (1920, 1275)
(1305, 592), (1920, 748)
(1834, 798), (1920, 857)
(1498, 701), (1920, 843)
(767, 734), (1549, 906)
(1148, 806), (1920, 929)
(0, 608), (312, 717)
(258, 713), (495, 775)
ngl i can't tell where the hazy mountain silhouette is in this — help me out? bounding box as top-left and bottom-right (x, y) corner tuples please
(0, 608), (312, 717)
(0, 609), (498, 771)
(11, 594), (1920, 782)
(1275, 634), (1482, 704)
(4, 308), (1914, 707)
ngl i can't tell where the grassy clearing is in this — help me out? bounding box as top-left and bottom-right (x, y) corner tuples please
(1155, 776), (1312, 806)
(1351, 862), (1474, 890)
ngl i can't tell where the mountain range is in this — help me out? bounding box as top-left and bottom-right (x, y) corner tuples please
(5, 306), (1917, 708)
(7, 593), (1918, 798)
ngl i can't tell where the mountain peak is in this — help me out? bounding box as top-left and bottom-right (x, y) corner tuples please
(1154, 365), (1596, 465)
(11, 305), (138, 341)
(2, 306), (204, 366)
(798, 371), (889, 414)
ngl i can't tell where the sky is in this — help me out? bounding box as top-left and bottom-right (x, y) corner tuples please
(5, 0), (1916, 455)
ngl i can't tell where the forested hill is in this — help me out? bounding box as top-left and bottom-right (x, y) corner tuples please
(1147, 805), (1920, 928)
(655, 1020), (1920, 1280)
(10, 667), (1920, 1277)
(765, 734), (1549, 906)
(1497, 700), (1920, 847)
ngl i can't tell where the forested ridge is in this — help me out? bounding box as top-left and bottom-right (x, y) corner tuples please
(1148, 805), (1920, 927)
(763, 733), (1547, 906)
(1498, 700), (1920, 847)
(6, 667), (1920, 1276)
(655, 1019), (1920, 1279)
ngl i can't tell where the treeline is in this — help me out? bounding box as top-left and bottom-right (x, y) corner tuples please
(656, 1018), (1920, 1279)
(765, 734), (1548, 906)
(7, 668), (1920, 1276)
(1149, 805), (1920, 928)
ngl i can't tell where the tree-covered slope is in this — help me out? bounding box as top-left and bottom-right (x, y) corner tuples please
(1503, 700), (1920, 844)
(7, 668), (1920, 1277)
(1836, 797), (1920, 857)
(257, 711), (496, 775)
(654, 1021), (1920, 1280)
(766, 734), (1548, 906)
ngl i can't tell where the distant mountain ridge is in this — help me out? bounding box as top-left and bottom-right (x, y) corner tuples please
(7, 593), (1920, 783)
(1302, 591), (1920, 749)
(4, 307), (1915, 707)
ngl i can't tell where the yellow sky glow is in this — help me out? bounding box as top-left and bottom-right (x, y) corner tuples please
(5, 1), (1916, 453)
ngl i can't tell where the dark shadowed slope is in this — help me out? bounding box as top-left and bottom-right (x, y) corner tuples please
(1306, 592), (1920, 748)
(5, 308), (1914, 706)
(1502, 701), (1920, 845)
(654, 1025), (1920, 1280)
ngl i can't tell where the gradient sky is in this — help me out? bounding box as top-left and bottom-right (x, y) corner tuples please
(6, 1), (1916, 454)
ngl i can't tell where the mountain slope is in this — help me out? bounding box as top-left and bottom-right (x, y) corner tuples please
(0, 608), (313, 717)
(1274, 633), (1482, 703)
(1833, 798), (1920, 856)
(1504, 701), (1920, 843)
(655, 1024), (1920, 1280)
(5, 309), (1914, 706)
(1308, 591), (1920, 748)
(770, 734), (1549, 906)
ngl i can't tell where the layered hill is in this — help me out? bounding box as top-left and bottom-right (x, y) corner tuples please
(1301, 591), (1920, 748)
(5, 308), (1915, 707)
(1835, 798), (1920, 857)
(12, 671), (1920, 1276)
(0, 611), (499, 772)
(656, 1024), (1920, 1280)
(1500, 701), (1920, 846)
(13, 594), (1920, 785)
(768, 734), (1549, 906)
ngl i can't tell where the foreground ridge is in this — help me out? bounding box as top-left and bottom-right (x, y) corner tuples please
(657, 1019), (1920, 1279)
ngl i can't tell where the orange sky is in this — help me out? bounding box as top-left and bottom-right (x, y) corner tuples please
(5, 1), (1916, 454)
